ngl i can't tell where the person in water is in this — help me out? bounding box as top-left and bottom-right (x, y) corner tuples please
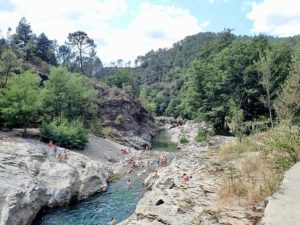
(127, 179), (132, 188)
(108, 217), (117, 225)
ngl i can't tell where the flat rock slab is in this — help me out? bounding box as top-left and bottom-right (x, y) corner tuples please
(262, 162), (300, 225)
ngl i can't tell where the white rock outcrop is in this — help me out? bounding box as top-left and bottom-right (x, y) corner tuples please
(0, 140), (111, 225)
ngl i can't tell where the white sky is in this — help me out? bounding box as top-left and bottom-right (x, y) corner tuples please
(0, 0), (299, 64)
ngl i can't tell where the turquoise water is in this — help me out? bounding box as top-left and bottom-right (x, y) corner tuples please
(32, 175), (146, 225)
(151, 132), (177, 152)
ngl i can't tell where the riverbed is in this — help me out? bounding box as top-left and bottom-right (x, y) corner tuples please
(32, 132), (177, 225)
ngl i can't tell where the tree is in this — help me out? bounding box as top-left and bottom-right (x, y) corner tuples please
(81, 49), (103, 77)
(228, 103), (245, 142)
(275, 56), (300, 123)
(0, 71), (42, 132)
(106, 68), (134, 89)
(57, 44), (74, 66)
(41, 67), (97, 125)
(257, 50), (275, 127)
(0, 49), (21, 88)
(35, 32), (57, 65)
(67, 31), (96, 73)
(117, 59), (123, 67)
(15, 17), (33, 47)
(23, 38), (37, 61)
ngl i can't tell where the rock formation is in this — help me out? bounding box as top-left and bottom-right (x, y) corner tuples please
(0, 138), (111, 225)
(94, 85), (158, 149)
(119, 124), (261, 225)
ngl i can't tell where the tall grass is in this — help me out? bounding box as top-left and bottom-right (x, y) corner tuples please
(219, 125), (300, 206)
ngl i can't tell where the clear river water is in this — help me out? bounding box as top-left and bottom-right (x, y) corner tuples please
(32, 132), (176, 225)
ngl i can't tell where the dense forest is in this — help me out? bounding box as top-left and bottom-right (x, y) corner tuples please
(106, 29), (300, 134)
(1, 18), (300, 146)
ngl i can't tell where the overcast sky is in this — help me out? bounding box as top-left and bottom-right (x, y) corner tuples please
(0, 0), (299, 65)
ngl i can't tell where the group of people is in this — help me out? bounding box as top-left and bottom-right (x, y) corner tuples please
(48, 140), (68, 162)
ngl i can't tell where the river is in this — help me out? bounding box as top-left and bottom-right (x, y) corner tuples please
(32, 132), (176, 225)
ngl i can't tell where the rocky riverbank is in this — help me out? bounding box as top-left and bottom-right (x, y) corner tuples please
(119, 123), (267, 225)
(0, 132), (128, 225)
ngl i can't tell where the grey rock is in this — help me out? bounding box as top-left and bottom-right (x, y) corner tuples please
(0, 140), (111, 225)
(94, 85), (158, 149)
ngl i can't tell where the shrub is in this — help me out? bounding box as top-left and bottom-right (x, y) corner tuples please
(40, 117), (88, 150)
(195, 128), (213, 142)
(263, 125), (300, 172)
(180, 135), (189, 144)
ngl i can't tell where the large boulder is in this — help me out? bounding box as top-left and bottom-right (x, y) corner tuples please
(94, 85), (158, 149)
(0, 139), (110, 225)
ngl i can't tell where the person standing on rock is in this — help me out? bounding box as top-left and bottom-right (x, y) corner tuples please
(53, 143), (58, 156)
(48, 140), (54, 154)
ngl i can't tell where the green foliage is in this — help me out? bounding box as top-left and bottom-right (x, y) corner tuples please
(182, 36), (292, 133)
(40, 117), (88, 150)
(0, 71), (42, 131)
(228, 104), (246, 141)
(195, 128), (212, 142)
(180, 134), (189, 144)
(0, 49), (21, 87)
(263, 125), (300, 173)
(35, 32), (57, 65)
(67, 31), (96, 72)
(41, 67), (98, 126)
(275, 55), (300, 122)
(15, 17), (33, 47)
(106, 68), (135, 90)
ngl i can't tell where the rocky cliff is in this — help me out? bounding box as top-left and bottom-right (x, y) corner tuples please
(0, 137), (111, 225)
(94, 85), (158, 149)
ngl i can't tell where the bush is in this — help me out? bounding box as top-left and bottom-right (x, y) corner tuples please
(40, 117), (88, 150)
(263, 125), (300, 172)
(180, 135), (189, 144)
(195, 128), (213, 142)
